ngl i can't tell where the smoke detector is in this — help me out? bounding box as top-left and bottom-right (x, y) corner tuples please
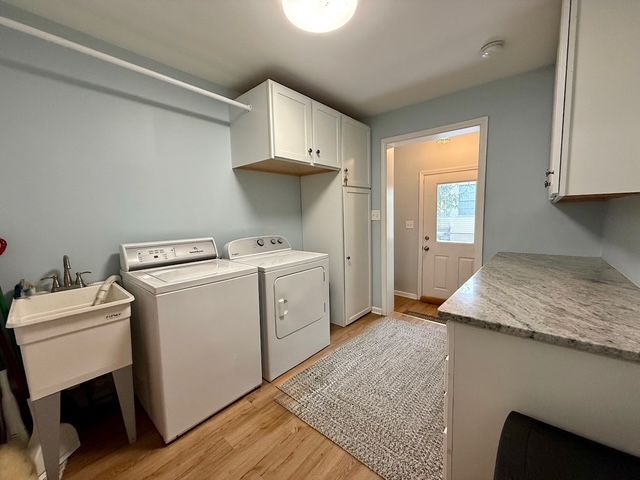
(480, 40), (505, 59)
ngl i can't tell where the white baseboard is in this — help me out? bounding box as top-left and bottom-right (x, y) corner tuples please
(394, 290), (418, 300)
(371, 306), (383, 315)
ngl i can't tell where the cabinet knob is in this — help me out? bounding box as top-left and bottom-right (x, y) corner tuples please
(346, 256), (351, 261)
(423, 246), (430, 252)
(544, 180), (552, 188)
(308, 148), (313, 155)
(316, 149), (320, 155)
(545, 169), (554, 177)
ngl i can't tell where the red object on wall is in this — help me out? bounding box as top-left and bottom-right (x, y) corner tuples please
(0, 238), (6, 256)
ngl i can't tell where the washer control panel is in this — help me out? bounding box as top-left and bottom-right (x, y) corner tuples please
(120, 238), (218, 271)
(224, 235), (290, 259)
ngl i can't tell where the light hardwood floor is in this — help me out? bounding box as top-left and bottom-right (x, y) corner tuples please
(64, 312), (434, 480)
(394, 295), (440, 318)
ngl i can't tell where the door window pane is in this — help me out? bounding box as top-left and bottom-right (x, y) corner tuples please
(436, 181), (476, 243)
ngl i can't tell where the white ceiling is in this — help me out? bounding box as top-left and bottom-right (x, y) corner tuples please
(4, 0), (562, 117)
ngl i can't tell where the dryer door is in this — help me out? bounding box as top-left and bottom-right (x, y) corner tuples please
(273, 266), (326, 339)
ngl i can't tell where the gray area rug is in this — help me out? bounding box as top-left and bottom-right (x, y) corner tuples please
(403, 311), (446, 325)
(276, 318), (446, 480)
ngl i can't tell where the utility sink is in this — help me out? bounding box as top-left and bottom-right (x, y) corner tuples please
(7, 283), (134, 400)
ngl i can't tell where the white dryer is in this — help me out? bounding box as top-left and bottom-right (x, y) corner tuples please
(120, 238), (261, 443)
(224, 236), (330, 381)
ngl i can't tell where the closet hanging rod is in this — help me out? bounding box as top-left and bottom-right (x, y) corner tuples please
(0, 16), (252, 111)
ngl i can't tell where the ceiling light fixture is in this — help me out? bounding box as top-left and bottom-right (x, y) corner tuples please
(480, 40), (505, 59)
(435, 138), (451, 145)
(282, 0), (358, 33)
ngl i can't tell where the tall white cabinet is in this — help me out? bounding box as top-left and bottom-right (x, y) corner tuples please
(548, 0), (640, 200)
(343, 187), (372, 323)
(302, 115), (372, 327)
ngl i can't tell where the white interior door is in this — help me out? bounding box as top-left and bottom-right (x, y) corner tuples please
(421, 170), (478, 300)
(271, 83), (312, 163)
(343, 187), (372, 324)
(312, 101), (341, 168)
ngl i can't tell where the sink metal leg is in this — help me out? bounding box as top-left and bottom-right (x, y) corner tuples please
(31, 392), (61, 480)
(112, 365), (136, 444)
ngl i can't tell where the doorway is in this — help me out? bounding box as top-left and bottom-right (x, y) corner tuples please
(381, 118), (487, 316)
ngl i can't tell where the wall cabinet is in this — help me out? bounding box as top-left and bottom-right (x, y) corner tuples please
(342, 116), (371, 188)
(302, 176), (372, 327)
(548, 0), (640, 201)
(230, 79), (341, 176)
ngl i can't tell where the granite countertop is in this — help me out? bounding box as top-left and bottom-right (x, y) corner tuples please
(438, 253), (640, 363)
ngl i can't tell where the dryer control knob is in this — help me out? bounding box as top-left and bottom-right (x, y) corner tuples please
(257, 238), (265, 246)
(270, 238), (277, 244)
(277, 238), (283, 244)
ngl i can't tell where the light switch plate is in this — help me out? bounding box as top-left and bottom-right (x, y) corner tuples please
(371, 210), (381, 221)
(405, 220), (415, 229)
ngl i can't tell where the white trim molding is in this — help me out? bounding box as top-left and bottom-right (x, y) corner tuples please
(371, 306), (384, 315)
(380, 116), (489, 316)
(394, 290), (419, 300)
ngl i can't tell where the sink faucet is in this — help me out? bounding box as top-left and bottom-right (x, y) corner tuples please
(41, 255), (91, 293)
(63, 254), (73, 288)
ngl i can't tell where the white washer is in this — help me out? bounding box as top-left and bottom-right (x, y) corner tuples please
(224, 235), (330, 382)
(120, 238), (261, 443)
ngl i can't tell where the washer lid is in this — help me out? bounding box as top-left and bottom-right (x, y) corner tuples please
(231, 250), (328, 272)
(123, 259), (256, 294)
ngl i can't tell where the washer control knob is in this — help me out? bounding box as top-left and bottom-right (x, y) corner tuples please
(270, 238), (277, 245)
(277, 238), (283, 244)
(256, 238), (265, 247)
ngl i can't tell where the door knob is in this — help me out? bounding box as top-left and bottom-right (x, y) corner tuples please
(423, 246), (429, 252)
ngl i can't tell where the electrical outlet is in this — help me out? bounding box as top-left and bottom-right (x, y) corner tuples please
(405, 220), (415, 229)
(371, 210), (381, 221)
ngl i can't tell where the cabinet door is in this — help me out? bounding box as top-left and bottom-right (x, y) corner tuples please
(547, 0), (572, 200)
(312, 101), (341, 169)
(342, 116), (371, 187)
(343, 187), (371, 324)
(271, 82), (313, 163)
(549, 0), (640, 199)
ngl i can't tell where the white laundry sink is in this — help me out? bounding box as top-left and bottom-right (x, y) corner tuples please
(7, 283), (134, 400)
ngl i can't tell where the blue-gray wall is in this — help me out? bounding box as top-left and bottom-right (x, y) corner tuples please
(368, 67), (606, 307)
(602, 195), (640, 286)
(0, 12), (302, 294)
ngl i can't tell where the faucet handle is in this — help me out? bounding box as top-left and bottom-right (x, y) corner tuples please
(41, 274), (61, 292)
(75, 271), (91, 287)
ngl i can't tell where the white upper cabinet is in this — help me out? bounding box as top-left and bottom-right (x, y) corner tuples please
(548, 0), (640, 201)
(230, 80), (345, 176)
(312, 101), (341, 169)
(271, 83), (313, 163)
(342, 116), (371, 188)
